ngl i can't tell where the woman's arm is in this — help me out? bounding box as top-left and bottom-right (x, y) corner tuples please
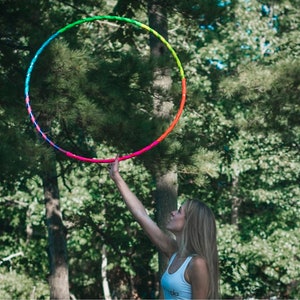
(186, 257), (209, 299)
(109, 157), (177, 258)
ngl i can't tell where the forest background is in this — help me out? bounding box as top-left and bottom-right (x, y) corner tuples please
(0, 0), (299, 299)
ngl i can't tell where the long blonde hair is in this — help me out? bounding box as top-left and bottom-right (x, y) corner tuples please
(180, 199), (220, 299)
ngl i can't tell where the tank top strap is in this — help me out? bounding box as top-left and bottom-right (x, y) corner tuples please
(166, 252), (177, 272)
(181, 255), (193, 271)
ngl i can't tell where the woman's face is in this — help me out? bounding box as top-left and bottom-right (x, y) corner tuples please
(166, 203), (187, 234)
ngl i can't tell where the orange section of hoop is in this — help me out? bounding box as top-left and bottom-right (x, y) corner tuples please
(157, 78), (186, 143)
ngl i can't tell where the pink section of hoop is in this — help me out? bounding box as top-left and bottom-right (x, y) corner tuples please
(65, 140), (159, 163)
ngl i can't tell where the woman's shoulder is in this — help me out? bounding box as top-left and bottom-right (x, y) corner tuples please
(186, 255), (208, 279)
(190, 256), (207, 269)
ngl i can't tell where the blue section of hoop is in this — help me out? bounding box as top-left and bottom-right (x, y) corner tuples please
(25, 31), (60, 96)
(24, 31), (64, 153)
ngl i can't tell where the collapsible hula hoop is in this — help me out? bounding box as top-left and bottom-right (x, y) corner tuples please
(25, 16), (186, 163)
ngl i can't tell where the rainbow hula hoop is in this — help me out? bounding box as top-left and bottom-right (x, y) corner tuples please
(25, 16), (186, 163)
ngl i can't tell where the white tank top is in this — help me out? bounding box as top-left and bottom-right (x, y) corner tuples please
(161, 253), (193, 299)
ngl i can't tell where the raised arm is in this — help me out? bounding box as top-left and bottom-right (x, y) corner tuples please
(109, 157), (177, 258)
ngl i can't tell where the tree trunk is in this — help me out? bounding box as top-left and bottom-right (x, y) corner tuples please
(148, 1), (178, 298)
(154, 169), (178, 275)
(43, 158), (70, 300)
(101, 245), (112, 300)
(231, 176), (241, 228)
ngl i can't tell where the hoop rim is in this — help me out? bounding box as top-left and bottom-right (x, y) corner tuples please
(25, 15), (186, 163)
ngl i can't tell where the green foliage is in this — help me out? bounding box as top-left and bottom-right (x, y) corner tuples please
(0, 268), (49, 300)
(0, 178), (49, 298)
(211, 34), (300, 300)
(55, 157), (157, 298)
(218, 225), (300, 298)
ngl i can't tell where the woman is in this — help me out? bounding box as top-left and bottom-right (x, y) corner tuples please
(109, 157), (219, 299)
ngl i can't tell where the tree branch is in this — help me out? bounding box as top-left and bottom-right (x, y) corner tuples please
(0, 251), (24, 265)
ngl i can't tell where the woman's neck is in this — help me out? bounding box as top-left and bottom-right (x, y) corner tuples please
(175, 233), (188, 257)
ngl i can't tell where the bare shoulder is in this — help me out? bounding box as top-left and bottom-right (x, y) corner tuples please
(185, 256), (209, 284)
(189, 256), (208, 276)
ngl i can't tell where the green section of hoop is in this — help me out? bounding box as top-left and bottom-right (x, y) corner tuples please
(58, 15), (185, 80)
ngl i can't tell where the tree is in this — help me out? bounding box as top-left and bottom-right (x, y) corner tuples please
(147, 1), (178, 290)
(0, 0), (106, 298)
(217, 57), (300, 298)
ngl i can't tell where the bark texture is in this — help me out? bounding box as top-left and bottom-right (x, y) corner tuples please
(43, 162), (69, 300)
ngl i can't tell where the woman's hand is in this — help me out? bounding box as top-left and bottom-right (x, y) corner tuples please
(109, 155), (120, 181)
